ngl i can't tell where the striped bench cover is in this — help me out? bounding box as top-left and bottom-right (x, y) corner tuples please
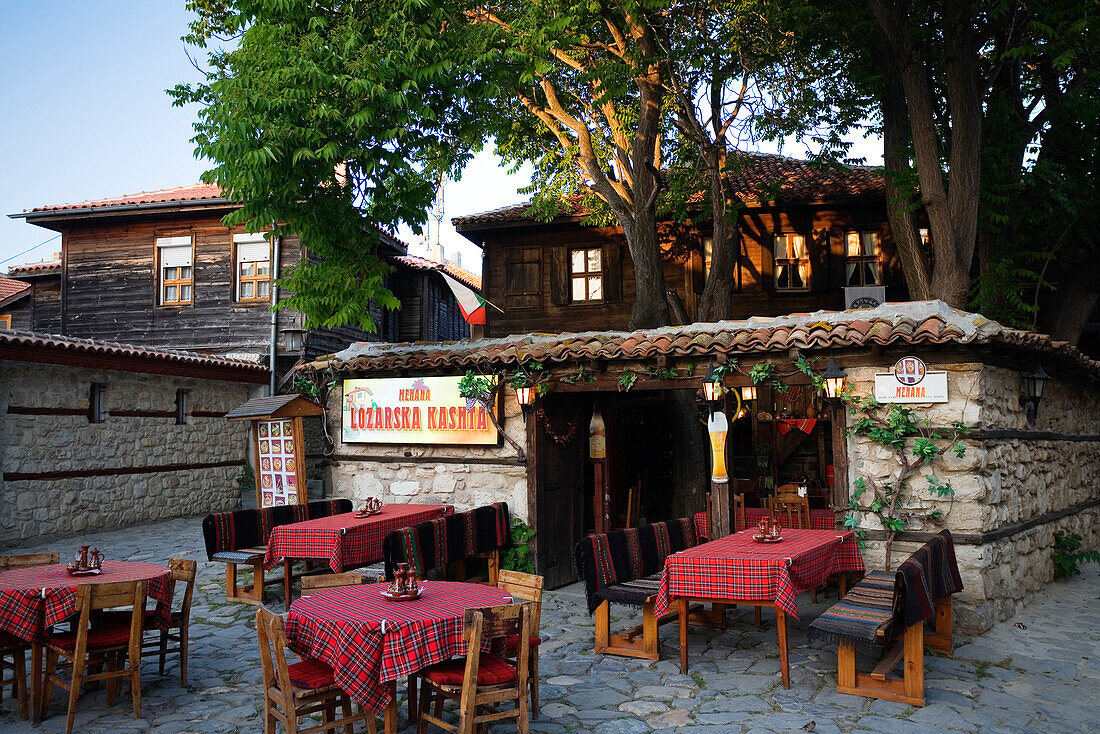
(808, 570), (896, 644)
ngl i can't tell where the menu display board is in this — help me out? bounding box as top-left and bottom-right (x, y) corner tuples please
(257, 419), (298, 506)
(342, 376), (499, 445)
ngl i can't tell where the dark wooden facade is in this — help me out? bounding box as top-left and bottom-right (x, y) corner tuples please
(12, 194), (470, 364)
(459, 196), (909, 337)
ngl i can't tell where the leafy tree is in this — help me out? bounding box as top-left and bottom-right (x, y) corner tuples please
(172, 0), (492, 329)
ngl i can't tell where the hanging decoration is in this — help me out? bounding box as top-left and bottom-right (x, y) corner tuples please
(536, 407), (580, 446)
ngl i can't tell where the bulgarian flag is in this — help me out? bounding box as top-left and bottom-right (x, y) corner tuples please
(440, 271), (495, 325)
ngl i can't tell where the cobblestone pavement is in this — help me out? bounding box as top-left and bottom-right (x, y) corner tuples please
(2, 514), (1098, 733)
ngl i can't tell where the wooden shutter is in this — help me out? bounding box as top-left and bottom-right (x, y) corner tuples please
(603, 242), (623, 303)
(549, 246), (569, 306)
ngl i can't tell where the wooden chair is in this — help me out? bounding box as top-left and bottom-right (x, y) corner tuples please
(768, 488), (810, 530)
(0, 552), (59, 719)
(157, 559), (197, 685)
(732, 493), (746, 532)
(0, 552), (61, 570)
(624, 483), (642, 528)
(496, 570), (544, 716)
(299, 572), (366, 597)
(415, 603), (531, 734)
(255, 607), (377, 734)
(40, 580), (147, 734)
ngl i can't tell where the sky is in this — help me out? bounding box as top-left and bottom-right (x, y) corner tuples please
(0, 2), (880, 275)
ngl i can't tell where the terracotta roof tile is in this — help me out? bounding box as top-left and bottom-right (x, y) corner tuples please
(393, 254), (482, 291)
(0, 330), (268, 375)
(6, 258), (61, 276)
(453, 152), (885, 229)
(27, 183), (227, 213)
(0, 277), (31, 308)
(304, 301), (1100, 380)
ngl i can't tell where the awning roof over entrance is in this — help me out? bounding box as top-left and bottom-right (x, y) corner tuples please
(304, 301), (1100, 379)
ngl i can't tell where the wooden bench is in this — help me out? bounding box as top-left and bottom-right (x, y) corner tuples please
(201, 499), (352, 603)
(809, 529), (963, 706)
(382, 502), (510, 585)
(574, 519), (725, 661)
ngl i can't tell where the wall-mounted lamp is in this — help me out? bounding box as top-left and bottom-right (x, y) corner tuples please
(702, 366), (724, 402)
(822, 357), (846, 402)
(1018, 364), (1050, 426)
(515, 384), (537, 421)
(740, 385), (757, 402)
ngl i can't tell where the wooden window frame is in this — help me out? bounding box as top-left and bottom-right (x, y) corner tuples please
(234, 234), (272, 303)
(845, 231), (883, 287)
(176, 389), (189, 425)
(156, 235), (195, 307)
(570, 246), (604, 303)
(0, 314), (11, 330)
(773, 234), (811, 292)
(88, 383), (107, 424)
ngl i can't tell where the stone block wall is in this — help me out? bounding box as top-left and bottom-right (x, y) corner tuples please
(842, 360), (1100, 633)
(325, 388), (528, 521)
(1, 360), (253, 543)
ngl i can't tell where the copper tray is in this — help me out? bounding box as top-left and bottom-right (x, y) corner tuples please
(752, 534), (783, 544)
(65, 566), (102, 577)
(380, 588), (423, 602)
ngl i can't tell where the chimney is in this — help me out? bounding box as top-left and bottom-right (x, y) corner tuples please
(429, 243), (445, 264)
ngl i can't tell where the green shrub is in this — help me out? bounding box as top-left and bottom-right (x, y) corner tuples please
(1053, 531), (1100, 579)
(502, 518), (536, 574)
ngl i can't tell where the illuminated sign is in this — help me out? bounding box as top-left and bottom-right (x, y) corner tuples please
(342, 376), (500, 445)
(874, 357), (948, 403)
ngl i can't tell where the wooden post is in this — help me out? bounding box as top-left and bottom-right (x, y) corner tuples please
(710, 481), (730, 539)
(593, 459), (609, 535)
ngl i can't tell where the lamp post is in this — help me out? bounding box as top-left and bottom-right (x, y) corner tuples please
(703, 366), (732, 538)
(1018, 364), (1050, 426)
(702, 366), (724, 403)
(740, 385), (757, 402)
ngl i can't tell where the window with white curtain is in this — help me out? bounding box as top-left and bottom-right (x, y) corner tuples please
(157, 236), (193, 305)
(846, 232), (882, 286)
(773, 234), (810, 291)
(235, 234), (271, 302)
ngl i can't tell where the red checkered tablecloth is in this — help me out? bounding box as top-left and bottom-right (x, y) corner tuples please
(264, 504), (452, 572)
(0, 561), (174, 643)
(654, 529), (864, 619)
(286, 580), (512, 712)
(693, 508), (837, 538)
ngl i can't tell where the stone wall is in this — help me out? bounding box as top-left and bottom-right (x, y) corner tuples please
(843, 360), (1100, 633)
(324, 388), (528, 520)
(0, 360), (254, 543)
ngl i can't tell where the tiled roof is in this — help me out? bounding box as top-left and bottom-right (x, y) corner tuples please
(305, 301), (1100, 379)
(0, 277), (31, 308)
(452, 152), (885, 228)
(6, 258), (61, 276)
(394, 254), (482, 292)
(26, 183), (228, 213)
(0, 330), (269, 379)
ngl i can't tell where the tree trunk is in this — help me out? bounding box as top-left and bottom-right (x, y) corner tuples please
(696, 158), (737, 322)
(877, 45), (933, 301)
(624, 203), (671, 329)
(667, 389), (707, 519)
(1041, 270), (1100, 345)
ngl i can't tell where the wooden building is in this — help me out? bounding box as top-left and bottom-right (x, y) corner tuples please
(454, 152), (916, 337)
(1, 258), (62, 333)
(8, 184), (474, 374)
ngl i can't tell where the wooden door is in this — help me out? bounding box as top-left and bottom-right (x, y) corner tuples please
(534, 395), (586, 589)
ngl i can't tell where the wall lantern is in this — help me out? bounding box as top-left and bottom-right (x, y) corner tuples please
(822, 357), (847, 402)
(515, 384), (537, 420)
(740, 385), (757, 402)
(702, 366), (724, 402)
(1018, 363), (1050, 426)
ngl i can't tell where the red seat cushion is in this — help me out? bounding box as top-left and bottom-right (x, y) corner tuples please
(287, 658), (335, 690)
(423, 653), (516, 687)
(47, 624), (134, 651)
(504, 635), (542, 654)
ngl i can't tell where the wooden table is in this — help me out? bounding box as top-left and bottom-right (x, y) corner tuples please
(263, 503), (451, 602)
(654, 529), (864, 687)
(0, 561), (173, 723)
(286, 580), (512, 733)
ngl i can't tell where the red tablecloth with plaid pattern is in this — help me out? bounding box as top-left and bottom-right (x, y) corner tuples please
(0, 561), (174, 643)
(264, 504), (452, 572)
(693, 508), (837, 538)
(654, 528), (863, 619)
(286, 580), (512, 712)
